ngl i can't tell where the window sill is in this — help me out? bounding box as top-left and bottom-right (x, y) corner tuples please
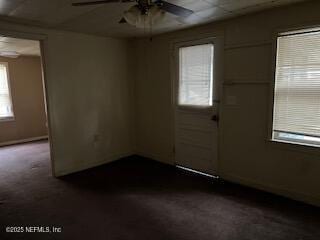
(0, 117), (15, 122)
(176, 105), (214, 114)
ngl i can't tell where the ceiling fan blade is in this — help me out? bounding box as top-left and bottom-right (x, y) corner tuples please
(72, 0), (120, 6)
(157, 1), (193, 18)
(119, 17), (127, 23)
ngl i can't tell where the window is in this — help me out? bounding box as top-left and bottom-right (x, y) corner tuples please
(272, 28), (320, 147)
(0, 63), (14, 120)
(178, 43), (214, 106)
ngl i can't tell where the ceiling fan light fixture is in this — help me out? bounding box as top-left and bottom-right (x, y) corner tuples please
(123, 5), (165, 28)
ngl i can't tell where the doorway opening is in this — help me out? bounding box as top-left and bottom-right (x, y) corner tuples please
(0, 35), (53, 176)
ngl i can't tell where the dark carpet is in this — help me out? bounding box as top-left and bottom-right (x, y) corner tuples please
(0, 141), (320, 240)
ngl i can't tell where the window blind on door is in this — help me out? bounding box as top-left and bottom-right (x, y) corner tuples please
(273, 29), (320, 145)
(178, 43), (214, 106)
(0, 63), (13, 119)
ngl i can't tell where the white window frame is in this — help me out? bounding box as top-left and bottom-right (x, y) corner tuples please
(269, 26), (320, 149)
(0, 62), (14, 122)
(173, 37), (218, 112)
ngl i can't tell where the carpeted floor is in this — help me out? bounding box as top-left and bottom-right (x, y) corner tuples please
(0, 141), (320, 240)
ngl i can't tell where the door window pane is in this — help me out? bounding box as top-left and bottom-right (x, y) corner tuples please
(179, 44), (214, 106)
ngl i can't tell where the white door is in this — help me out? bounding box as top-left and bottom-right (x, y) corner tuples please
(174, 38), (221, 175)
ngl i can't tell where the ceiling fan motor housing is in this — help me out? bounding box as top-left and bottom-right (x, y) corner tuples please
(137, 0), (159, 15)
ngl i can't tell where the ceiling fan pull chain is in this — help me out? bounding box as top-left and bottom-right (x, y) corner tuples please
(149, 19), (153, 42)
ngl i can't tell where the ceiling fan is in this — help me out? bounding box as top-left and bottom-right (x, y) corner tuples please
(72, 0), (194, 28)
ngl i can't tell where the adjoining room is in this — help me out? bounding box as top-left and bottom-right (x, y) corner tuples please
(0, 36), (51, 174)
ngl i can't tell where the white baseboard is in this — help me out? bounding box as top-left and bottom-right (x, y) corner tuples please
(135, 151), (174, 166)
(0, 135), (48, 147)
(55, 151), (170, 177)
(135, 151), (320, 207)
(7, 140), (316, 207)
(55, 151), (134, 177)
(221, 172), (320, 207)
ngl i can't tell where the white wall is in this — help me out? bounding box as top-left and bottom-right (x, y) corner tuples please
(0, 21), (134, 176)
(1, 0), (319, 207)
(45, 33), (134, 176)
(132, 1), (320, 206)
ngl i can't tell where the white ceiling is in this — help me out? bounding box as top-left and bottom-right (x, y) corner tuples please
(0, 37), (40, 56)
(0, 0), (309, 38)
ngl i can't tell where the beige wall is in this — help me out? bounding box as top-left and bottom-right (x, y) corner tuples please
(132, 0), (320, 206)
(0, 56), (47, 144)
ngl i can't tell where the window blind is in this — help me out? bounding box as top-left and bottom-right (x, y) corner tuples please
(178, 43), (214, 106)
(0, 64), (13, 118)
(273, 29), (320, 144)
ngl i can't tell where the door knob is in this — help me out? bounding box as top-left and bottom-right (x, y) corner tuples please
(211, 115), (219, 122)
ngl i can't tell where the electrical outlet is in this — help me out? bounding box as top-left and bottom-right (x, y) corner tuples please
(93, 134), (102, 149)
(93, 134), (101, 142)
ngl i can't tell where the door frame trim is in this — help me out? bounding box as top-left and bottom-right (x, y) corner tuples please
(170, 34), (224, 175)
(0, 28), (56, 177)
